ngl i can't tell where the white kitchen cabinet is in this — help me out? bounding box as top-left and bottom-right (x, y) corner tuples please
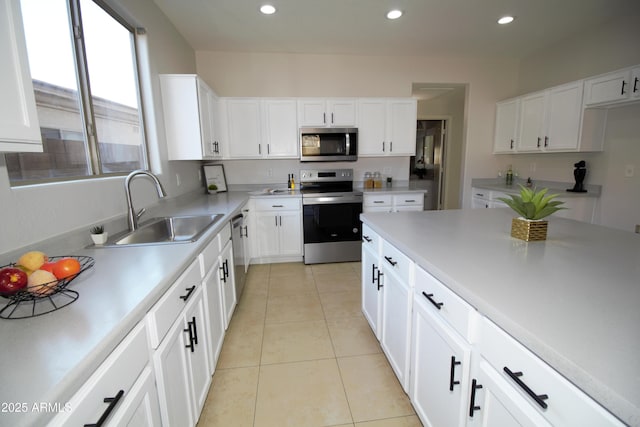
(200, 237), (225, 374)
(0, 0), (42, 152)
(363, 193), (424, 213)
(219, 238), (237, 328)
(475, 316), (624, 427)
(583, 66), (640, 106)
(108, 366), (162, 427)
(48, 322), (160, 427)
(392, 194), (424, 211)
(410, 266), (475, 427)
(262, 99), (299, 157)
(363, 194), (393, 213)
(297, 98), (357, 127)
(471, 188), (491, 209)
(380, 241), (413, 391)
(159, 74), (222, 160)
(358, 98), (417, 156)
(517, 82), (584, 152)
(154, 285), (211, 427)
(493, 99), (519, 153)
(253, 197), (303, 261)
(361, 224), (383, 339)
(226, 98), (298, 158)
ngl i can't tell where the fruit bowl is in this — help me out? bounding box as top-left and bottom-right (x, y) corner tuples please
(0, 255), (94, 319)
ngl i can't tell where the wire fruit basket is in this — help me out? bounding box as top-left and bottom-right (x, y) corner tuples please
(0, 255), (94, 319)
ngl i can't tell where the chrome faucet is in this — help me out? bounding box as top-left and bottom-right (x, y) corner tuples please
(125, 170), (167, 231)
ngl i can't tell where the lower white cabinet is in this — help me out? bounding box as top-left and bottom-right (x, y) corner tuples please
(47, 322), (160, 426)
(379, 250), (413, 392)
(219, 238), (237, 328)
(253, 197), (303, 261)
(202, 255), (225, 374)
(363, 192), (424, 213)
(361, 227), (382, 339)
(154, 285), (210, 427)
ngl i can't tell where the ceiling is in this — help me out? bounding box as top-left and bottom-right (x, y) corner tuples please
(152, 0), (640, 59)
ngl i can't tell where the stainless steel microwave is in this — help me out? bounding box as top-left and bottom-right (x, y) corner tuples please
(300, 128), (357, 162)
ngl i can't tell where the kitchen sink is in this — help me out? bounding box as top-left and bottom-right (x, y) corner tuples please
(102, 214), (224, 247)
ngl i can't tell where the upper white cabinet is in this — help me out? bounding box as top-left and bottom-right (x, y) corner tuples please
(493, 99), (519, 153)
(225, 98), (298, 159)
(584, 66), (640, 106)
(159, 75), (222, 160)
(358, 98), (417, 156)
(0, 0), (42, 152)
(297, 98), (357, 127)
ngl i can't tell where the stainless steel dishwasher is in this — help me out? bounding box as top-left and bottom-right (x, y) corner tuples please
(231, 213), (246, 299)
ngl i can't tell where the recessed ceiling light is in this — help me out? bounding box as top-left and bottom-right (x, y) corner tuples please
(260, 4), (276, 15)
(387, 9), (403, 20)
(498, 15), (515, 25)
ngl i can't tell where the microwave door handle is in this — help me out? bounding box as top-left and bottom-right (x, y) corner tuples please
(345, 133), (350, 155)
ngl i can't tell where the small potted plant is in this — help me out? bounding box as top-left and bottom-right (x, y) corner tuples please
(207, 183), (218, 195)
(89, 225), (108, 245)
(497, 185), (566, 241)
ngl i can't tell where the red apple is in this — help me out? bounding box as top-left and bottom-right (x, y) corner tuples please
(0, 267), (28, 296)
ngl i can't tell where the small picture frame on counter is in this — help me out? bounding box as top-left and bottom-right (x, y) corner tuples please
(203, 164), (227, 193)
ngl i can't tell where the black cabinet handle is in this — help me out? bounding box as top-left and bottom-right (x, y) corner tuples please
(179, 285), (196, 302)
(243, 225), (248, 237)
(258, 144), (261, 155)
(510, 139), (514, 149)
(536, 137), (541, 148)
(191, 316), (198, 345)
(371, 264), (377, 284)
(362, 235), (372, 242)
(323, 112), (327, 124)
(223, 259), (229, 278)
(503, 366), (549, 409)
(84, 389), (125, 427)
(384, 256), (397, 266)
(184, 319), (195, 352)
(331, 112), (334, 124)
(405, 200), (416, 203)
(376, 270), (384, 290)
(449, 356), (461, 391)
(634, 77), (639, 93)
(422, 291), (444, 310)
(621, 80), (627, 95)
(390, 142), (393, 152)
(382, 141), (385, 152)
(469, 379), (483, 417)
(220, 265), (226, 283)
(373, 200), (385, 204)
(544, 136), (549, 147)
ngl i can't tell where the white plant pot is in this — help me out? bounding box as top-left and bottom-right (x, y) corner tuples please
(91, 232), (108, 245)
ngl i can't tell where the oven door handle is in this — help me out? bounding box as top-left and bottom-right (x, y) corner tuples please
(303, 195), (363, 205)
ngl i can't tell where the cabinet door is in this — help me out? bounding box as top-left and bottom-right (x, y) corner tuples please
(226, 99), (262, 158)
(154, 313), (195, 427)
(298, 99), (328, 126)
(362, 244), (382, 339)
(467, 359), (551, 427)
(380, 267), (412, 391)
(358, 99), (387, 156)
(263, 99), (298, 157)
(631, 67), (640, 99)
(108, 367), (162, 427)
(197, 79), (216, 159)
(184, 288), (212, 418)
(410, 297), (471, 427)
(386, 99), (417, 155)
(544, 81), (583, 151)
(493, 99), (518, 153)
(517, 92), (546, 152)
(584, 70), (630, 106)
(203, 258), (225, 373)
(0, 0), (42, 151)
(278, 210), (303, 256)
(255, 212), (280, 257)
(328, 99), (357, 126)
(220, 241), (237, 328)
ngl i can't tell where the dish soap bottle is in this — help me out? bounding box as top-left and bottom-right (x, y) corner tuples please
(290, 174), (295, 190)
(506, 165), (514, 186)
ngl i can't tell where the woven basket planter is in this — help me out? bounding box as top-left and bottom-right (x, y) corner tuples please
(511, 218), (548, 241)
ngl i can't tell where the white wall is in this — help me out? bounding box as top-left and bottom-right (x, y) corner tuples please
(0, 0), (201, 254)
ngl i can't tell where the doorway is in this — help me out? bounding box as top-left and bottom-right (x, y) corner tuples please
(410, 119), (447, 210)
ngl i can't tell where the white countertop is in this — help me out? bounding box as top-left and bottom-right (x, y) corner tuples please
(0, 191), (249, 427)
(472, 178), (601, 198)
(361, 208), (639, 426)
(361, 186), (428, 195)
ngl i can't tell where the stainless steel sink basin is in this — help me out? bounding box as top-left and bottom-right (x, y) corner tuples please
(104, 214), (224, 246)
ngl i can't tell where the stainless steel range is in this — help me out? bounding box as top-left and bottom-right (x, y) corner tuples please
(300, 168), (363, 264)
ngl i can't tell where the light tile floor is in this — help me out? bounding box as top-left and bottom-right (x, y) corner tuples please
(197, 262), (422, 427)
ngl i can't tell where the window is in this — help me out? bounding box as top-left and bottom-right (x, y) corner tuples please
(5, 0), (148, 184)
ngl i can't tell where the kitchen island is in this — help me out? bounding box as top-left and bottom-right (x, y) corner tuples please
(361, 208), (639, 426)
(0, 191), (249, 427)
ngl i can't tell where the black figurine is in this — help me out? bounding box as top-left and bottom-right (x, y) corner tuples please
(567, 160), (587, 193)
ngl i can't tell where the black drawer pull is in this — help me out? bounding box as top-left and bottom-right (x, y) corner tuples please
(503, 366), (549, 409)
(384, 256), (397, 266)
(373, 200), (385, 204)
(621, 79), (627, 95)
(179, 285), (196, 302)
(84, 389), (124, 427)
(634, 76), (639, 93)
(405, 199), (416, 203)
(362, 235), (372, 242)
(272, 204), (284, 208)
(469, 379), (483, 417)
(449, 356), (461, 391)
(422, 291), (444, 310)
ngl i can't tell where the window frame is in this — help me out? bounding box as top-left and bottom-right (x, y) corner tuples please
(7, 0), (149, 186)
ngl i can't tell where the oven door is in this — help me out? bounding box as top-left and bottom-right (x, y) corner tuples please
(302, 197), (362, 244)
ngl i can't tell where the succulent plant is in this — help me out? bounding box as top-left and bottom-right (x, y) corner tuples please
(208, 184), (218, 191)
(497, 185), (566, 220)
(90, 225), (104, 234)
